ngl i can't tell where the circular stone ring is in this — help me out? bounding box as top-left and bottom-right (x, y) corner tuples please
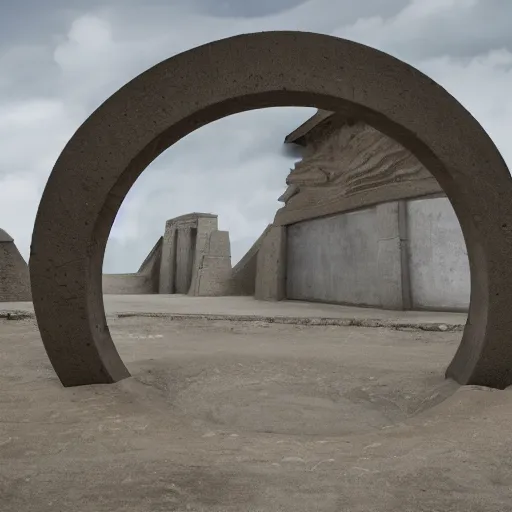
(29, 31), (512, 388)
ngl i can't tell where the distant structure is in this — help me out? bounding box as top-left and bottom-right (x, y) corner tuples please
(273, 110), (470, 311)
(102, 111), (471, 312)
(0, 228), (31, 302)
(103, 213), (234, 296)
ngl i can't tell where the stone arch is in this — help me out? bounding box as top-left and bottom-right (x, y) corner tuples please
(29, 31), (512, 388)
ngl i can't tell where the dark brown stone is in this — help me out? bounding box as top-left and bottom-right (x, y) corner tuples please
(29, 31), (512, 388)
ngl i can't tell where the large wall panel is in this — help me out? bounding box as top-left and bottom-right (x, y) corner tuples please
(286, 208), (382, 306)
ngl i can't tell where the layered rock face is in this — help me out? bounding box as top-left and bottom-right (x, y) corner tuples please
(276, 120), (442, 225)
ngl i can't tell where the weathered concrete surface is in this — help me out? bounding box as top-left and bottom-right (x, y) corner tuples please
(231, 224), (272, 296)
(175, 226), (195, 293)
(376, 202), (407, 310)
(103, 237), (162, 294)
(0, 294), (468, 330)
(276, 119), (441, 226)
(1, 316), (512, 511)
(102, 273), (156, 294)
(192, 230), (233, 296)
(159, 213), (217, 294)
(279, 110), (469, 312)
(158, 213), (233, 297)
(254, 226), (286, 301)
(160, 213), (213, 294)
(158, 218), (177, 294)
(287, 207), (382, 307)
(407, 197), (470, 311)
(0, 228), (31, 302)
(28, 31), (512, 388)
(285, 196), (468, 311)
(189, 216), (232, 297)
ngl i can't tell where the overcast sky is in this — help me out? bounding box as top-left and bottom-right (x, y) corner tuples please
(1, 0), (511, 272)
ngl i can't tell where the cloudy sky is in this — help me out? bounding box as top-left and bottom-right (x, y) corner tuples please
(1, 0), (511, 272)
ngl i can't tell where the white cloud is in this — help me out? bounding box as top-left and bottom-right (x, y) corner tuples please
(1, 0), (511, 272)
(0, 99), (75, 175)
(0, 174), (41, 254)
(420, 49), (512, 164)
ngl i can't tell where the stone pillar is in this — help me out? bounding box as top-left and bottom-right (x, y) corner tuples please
(175, 227), (194, 294)
(255, 225), (287, 301)
(188, 215), (219, 295)
(194, 230), (233, 296)
(376, 201), (410, 310)
(159, 213), (220, 295)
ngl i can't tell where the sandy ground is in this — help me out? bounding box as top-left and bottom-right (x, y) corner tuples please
(1, 311), (512, 511)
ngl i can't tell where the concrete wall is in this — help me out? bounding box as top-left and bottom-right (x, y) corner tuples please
(231, 224), (272, 296)
(103, 237), (162, 295)
(159, 213), (216, 294)
(102, 273), (157, 294)
(255, 225), (287, 301)
(285, 196), (470, 311)
(287, 207), (383, 307)
(188, 215), (226, 296)
(407, 197), (470, 310)
(277, 112), (470, 311)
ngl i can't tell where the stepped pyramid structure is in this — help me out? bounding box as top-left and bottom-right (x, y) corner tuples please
(0, 228), (31, 302)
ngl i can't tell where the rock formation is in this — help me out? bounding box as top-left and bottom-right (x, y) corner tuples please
(0, 228), (31, 302)
(276, 119), (442, 225)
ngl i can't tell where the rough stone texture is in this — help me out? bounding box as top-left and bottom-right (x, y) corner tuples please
(102, 237), (162, 294)
(276, 119), (442, 226)
(0, 230), (31, 302)
(192, 230), (233, 296)
(29, 31), (512, 388)
(158, 213), (217, 294)
(188, 216), (224, 296)
(231, 224), (273, 296)
(102, 273), (156, 294)
(284, 108), (334, 145)
(255, 225), (286, 301)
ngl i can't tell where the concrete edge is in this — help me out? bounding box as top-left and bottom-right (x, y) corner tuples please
(114, 313), (464, 331)
(232, 224), (273, 275)
(284, 109), (336, 145)
(0, 310), (463, 331)
(137, 236), (163, 273)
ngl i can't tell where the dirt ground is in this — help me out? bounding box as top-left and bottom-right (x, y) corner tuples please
(1, 316), (512, 511)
